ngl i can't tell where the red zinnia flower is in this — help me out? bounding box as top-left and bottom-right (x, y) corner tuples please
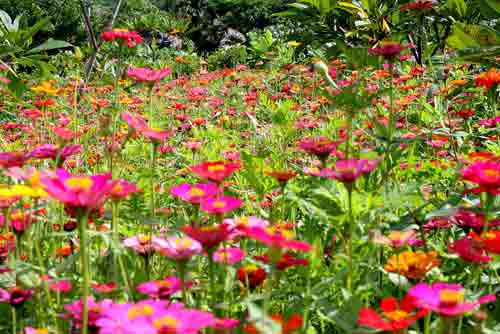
(182, 224), (232, 251)
(358, 295), (427, 332)
(236, 265), (267, 290)
(101, 29), (142, 48)
(244, 314), (303, 334)
(448, 236), (492, 263)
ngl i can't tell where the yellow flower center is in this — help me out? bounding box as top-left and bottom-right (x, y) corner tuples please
(112, 183), (123, 193)
(439, 290), (464, 305)
(139, 235), (151, 244)
(484, 169), (500, 178)
(10, 211), (22, 220)
(156, 280), (173, 288)
(65, 177), (93, 191)
(385, 310), (409, 321)
(153, 315), (179, 330)
(128, 304), (154, 320)
(212, 201), (226, 209)
(175, 238), (193, 248)
(207, 164), (225, 172)
(188, 188), (205, 197)
(33, 329), (49, 334)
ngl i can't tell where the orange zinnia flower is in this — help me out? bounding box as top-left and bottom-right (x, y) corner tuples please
(475, 68), (500, 90)
(384, 250), (441, 280)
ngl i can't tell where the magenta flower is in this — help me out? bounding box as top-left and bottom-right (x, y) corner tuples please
(0, 286), (34, 307)
(137, 276), (192, 299)
(30, 144), (82, 163)
(408, 283), (496, 317)
(40, 169), (115, 210)
(461, 160), (500, 194)
(124, 235), (155, 257)
(140, 127), (173, 142)
(127, 66), (172, 83)
(297, 136), (341, 159)
(200, 196), (243, 215)
(170, 183), (220, 204)
(224, 216), (269, 239)
(152, 236), (202, 261)
(110, 179), (140, 200)
(64, 296), (114, 331)
(213, 247), (245, 264)
(368, 42), (404, 59)
(320, 159), (378, 183)
(190, 161), (240, 182)
(96, 301), (216, 334)
(96, 301), (164, 334)
(122, 112), (147, 132)
(246, 226), (311, 252)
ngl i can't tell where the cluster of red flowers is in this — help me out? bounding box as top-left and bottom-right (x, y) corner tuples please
(100, 29), (143, 47)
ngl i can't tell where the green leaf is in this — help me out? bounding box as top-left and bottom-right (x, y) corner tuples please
(6, 73), (28, 99)
(26, 39), (72, 55)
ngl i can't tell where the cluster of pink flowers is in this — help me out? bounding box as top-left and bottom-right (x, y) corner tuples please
(63, 297), (218, 334)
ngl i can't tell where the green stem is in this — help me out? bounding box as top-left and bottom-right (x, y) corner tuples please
(347, 185), (354, 293)
(178, 261), (187, 304)
(77, 211), (90, 334)
(11, 306), (16, 334)
(208, 251), (216, 312)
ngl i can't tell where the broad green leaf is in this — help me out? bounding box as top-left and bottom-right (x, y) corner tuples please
(26, 39), (72, 54)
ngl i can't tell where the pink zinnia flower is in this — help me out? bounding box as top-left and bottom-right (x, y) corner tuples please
(127, 66), (172, 83)
(320, 159), (378, 183)
(372, 229), (422, 248)
(369, 42), (404, 58)
(170, 183), (220, 204)
(122, 112), (147, 132)
(461, 160), (500, 195)
(97, 301), (216, 334)
(190, 161), (240, 182)
(213, 247), (245, 264)
(408, 283), (496, 317)
(0, 286), (34, 306)
(124, 235), (154, 257)
(136, 276), (191, 299)
(64, 297), (114, 331)
(297, 136), (341, 159)
(152, 236), (202, 261)
(200, 196), (243, 215)
(246, 226), (311, 252)
(110, 180), (140, 200)
(30, 144), (82, 163)
(49, 279), (72, 293)
(224, 216), (269, 239)
(140, 127), (173, 142)
(40, 169), (115, 210)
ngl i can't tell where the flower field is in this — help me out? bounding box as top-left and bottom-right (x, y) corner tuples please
(1, 19), (500, 334)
